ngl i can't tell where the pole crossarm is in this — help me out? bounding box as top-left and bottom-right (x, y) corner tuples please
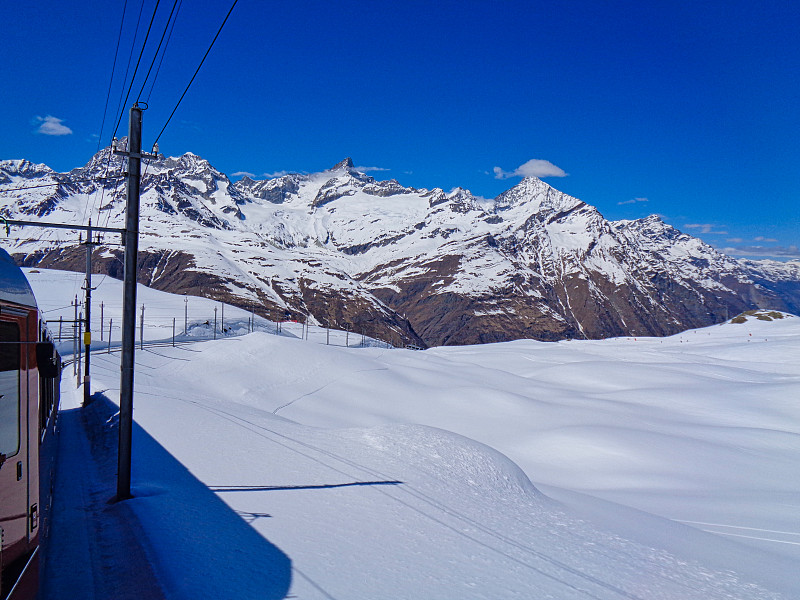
(112, 150), (159, 160)
(4, 219), (125, 234)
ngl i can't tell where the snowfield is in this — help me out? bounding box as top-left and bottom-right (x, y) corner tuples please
(26, 268), (800, 599)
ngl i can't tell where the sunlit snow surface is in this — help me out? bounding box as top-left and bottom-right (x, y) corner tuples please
(27, 268), (800, 599)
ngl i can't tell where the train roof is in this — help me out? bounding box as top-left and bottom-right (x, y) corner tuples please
(0, 246), (37, 308)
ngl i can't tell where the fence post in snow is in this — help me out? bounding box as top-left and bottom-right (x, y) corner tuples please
(100, 301), (104, 341)
(214, 307), (218, 340)
(221, 304), (224, 335)
(345, 327), (349, 347)
(108, 319), (112, 354)
(184, 295), (188, 335)
(173, 318), (176, 347)
(58, 316), (62, 342)
(140, 304), (145, 350)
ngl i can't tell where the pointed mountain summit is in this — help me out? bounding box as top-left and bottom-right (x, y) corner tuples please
(329, 157), (355, 171)
(2, 148), (798, 347)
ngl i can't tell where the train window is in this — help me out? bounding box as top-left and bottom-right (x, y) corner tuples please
(0, 321), (21, 458)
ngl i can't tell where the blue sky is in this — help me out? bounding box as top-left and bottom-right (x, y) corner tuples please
(1, 0), (798, 259)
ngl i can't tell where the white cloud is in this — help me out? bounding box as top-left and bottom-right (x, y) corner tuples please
(753, 236), (778, 242)
(355, 165), (390, 173)
(35, 115), (72, 136)
(232, 171), (256, 178)
(263, 170), (291, 178)
(719, 245), (800, 260)
(684, 223), (728, 235)
(618, 197), (649, 205)
(726, 237), (744, 243)
(493, 159), (567, 180)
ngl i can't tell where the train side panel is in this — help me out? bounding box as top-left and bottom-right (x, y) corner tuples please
(0, 250), (60, 600)
(0, 308), (40, 600)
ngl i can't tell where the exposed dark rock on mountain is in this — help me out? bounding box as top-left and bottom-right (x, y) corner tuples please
(2, 150), (798, 347)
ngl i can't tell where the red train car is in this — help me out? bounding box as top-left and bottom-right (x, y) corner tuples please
(0, 249), (60, 600)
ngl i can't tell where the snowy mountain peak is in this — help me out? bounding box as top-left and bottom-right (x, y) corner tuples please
(0, 159), (56, 180)
(4, 147), (800, 348)
(329, 157), (355, 171)
(493, 175), (583, 215)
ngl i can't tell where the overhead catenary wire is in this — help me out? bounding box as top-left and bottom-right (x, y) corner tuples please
(85, 0), (130, 228)
(137, 0), (181, 102)
(153, 0), (239, 145)
(110, 0), (147, 142)
(111, 0), (163, 140)
(145, 0), (183, 104)
(0, 175), (126, 194)
(95, 0), (130, 155)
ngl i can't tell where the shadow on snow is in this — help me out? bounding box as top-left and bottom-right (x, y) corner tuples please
(43, 393), (292, 600)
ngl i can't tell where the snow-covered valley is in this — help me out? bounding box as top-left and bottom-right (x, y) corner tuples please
(27, 268), (800, 599)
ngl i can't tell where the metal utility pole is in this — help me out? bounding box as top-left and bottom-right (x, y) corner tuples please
(73, 297), (78, 376)
(83, 220), (95, 405)
(77, 311), (83, 387)
(114, 103), (156, 502)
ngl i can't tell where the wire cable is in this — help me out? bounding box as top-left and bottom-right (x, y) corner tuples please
(111, 0), (146, 142)
(95, 0), (130, 155)
(111, 0), (163, 140)
(0, 175), (126, 193)
(145, 0), (182, 104)
(137, 0), (180, 102)
(85, 0), (130, 227)
(153, 0), (239, 145)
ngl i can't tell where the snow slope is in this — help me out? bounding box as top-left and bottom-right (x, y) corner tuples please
(27, 269), (800, 599)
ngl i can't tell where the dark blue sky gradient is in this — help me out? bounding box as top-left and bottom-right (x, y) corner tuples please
(1, 0), (798, 258)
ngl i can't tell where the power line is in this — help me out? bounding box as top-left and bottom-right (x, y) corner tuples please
(146, 0), (182, 104)
(95, 0), (130, 155)
(111, 0), (162, 140)
(137, 0), (180, 102)
(111, 0), (146, 142)
(154, 0), (239, 145)
(85, 0), (130, 227)
(0, 175), (126, 193)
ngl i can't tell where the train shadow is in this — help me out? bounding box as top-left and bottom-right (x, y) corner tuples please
(81, 393), (292, 599)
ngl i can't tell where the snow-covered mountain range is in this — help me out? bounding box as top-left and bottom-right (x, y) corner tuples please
(2, 146), (798, 346)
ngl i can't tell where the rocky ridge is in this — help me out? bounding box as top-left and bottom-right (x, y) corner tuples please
(1, 147), (798, 347)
